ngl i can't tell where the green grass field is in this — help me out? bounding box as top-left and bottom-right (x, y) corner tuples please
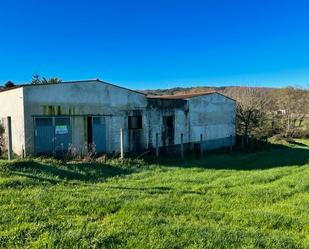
(0, 140), (309, 248)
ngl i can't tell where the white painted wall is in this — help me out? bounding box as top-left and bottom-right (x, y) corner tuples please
(0, 88), (25, 155)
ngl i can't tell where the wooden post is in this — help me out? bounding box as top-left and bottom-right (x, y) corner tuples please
(120, 128), (124, 159)
(155, 133), (159, 158)
(200, 134), (203, 159)
(6, 116), (13, 160)
(180, 133), (184, 160)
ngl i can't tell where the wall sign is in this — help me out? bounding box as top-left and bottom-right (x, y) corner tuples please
(55, 125), (69, 135)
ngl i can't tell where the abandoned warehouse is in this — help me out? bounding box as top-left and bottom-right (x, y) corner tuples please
(0, 80), (236, 156)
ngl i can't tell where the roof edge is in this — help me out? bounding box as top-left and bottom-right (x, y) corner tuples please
(0, 79), (146, 96)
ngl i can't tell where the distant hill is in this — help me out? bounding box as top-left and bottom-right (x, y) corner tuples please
(142, 86), (277, 97)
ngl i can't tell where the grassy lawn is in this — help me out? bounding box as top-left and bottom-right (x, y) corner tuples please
(0, 140), (309, 248)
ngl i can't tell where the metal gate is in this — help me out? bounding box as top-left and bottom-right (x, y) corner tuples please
(34, 117), (71, 155)
(92, 117), (106, 153)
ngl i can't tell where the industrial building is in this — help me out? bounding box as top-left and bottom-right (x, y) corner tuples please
(0, 80), (236, 156)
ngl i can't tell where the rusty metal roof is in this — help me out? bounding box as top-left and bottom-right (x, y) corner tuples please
(147, 92), (215, 99)
(147, 91), (236, 101)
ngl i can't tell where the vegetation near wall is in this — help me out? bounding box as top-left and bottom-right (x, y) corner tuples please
(0, 123), (5, 155)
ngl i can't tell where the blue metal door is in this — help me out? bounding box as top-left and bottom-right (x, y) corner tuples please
(54, 117), (71, 154)
(92, 117), (106, 153)
(35, 118), (54, 155)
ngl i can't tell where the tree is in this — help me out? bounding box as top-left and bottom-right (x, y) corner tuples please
(225, 87), (269, 146)
(31, 74), (62, 84)
(41, 77), (62, 84)
(48, 78), (62, 84)
(31, 74), (42, 84)
(4, 81), (15, 89)
(274, 87), (309, 137)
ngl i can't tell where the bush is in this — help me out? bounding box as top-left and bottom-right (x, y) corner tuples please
(0, 123), (5, 155)
(290, 129), (309, 139)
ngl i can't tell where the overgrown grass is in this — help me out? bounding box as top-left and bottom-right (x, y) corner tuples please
(0, 141), (309, 248)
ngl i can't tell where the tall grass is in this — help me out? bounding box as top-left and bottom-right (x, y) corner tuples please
(0, 140), (308, 248)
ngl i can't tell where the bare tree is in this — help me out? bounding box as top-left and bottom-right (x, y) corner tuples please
(274, 87), (309, 137)
(224, 87), (269, 146)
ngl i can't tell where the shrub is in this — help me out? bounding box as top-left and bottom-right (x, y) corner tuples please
(0, 123), (5, 155)
(290, 129), (309, 139)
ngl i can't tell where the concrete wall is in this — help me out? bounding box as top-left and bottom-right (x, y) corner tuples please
(146, 99), (189, 149)
(22, 81), (148, 155)
(146, 94), (236, 151)
(188, 93), (236, 150)
(0, 88), (25, 155)
(0, 81), (236, 156)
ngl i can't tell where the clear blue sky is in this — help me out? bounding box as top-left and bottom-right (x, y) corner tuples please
(1, 0), (309, 89)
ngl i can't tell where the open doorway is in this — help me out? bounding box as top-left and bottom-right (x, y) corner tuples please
(162, 116), (174, 148)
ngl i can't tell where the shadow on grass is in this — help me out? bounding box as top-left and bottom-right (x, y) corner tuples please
(1, 142), (308, 185)
(105, 185), (205, 195)
(149, 143), (309, 170)
(1, 160), (134, 184)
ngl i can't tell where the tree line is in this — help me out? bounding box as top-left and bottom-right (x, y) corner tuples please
(221, 87), (309, 147)
(2, 74), (62, 89)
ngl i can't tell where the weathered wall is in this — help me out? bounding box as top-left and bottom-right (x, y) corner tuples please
(0, 88), (25, 155)
(0, 81), (236, 156)
(23, 81), (148, 155)
(146, 99), (189, 149)
(188, 93), (236, 150)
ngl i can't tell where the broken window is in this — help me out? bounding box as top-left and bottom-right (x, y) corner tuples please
(128, 116), (142, 129)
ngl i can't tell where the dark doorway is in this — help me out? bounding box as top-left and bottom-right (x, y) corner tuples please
(128, 115), (143, 153)
(87, 117), (93, 145)
(162, 116), (175, 148)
